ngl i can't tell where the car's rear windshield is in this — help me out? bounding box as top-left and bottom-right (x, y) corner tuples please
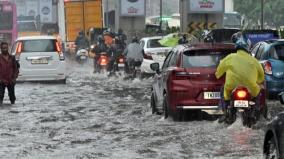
(22, 39), (56, 52)
(147, 39), (165, 48)
(183, 50), (233, 68)
(270, 44), (284, 60)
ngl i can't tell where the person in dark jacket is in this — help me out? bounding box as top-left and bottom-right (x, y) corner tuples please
(75, 30), (90, 51)
(0, 42), (20, 105)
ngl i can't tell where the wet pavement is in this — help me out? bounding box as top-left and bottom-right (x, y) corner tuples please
(0, 59), (282, 159)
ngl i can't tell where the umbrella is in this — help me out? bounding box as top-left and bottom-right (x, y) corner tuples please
(158, 33), (180, 47)
(159, 33), (197, 47)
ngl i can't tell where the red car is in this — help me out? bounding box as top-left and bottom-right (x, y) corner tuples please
(150, 43), (237, 121)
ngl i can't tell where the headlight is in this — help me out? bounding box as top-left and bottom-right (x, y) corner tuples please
(90, 45), (95, 49)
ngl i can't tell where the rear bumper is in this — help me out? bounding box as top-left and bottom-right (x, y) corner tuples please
(17, 74), (66, 82)
(176, 105), (222, 115)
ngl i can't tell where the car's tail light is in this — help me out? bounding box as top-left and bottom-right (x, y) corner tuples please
(172, 68), (189, 80)
(56, 41), (65, 61)
(144, 52), (153, 60)
(233, 87), (250, 100)
(15, 42), (23, 61)
(264, 61), (272, 75)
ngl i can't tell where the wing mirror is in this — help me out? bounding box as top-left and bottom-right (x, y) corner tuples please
(279, 92), (284, 104)
(150, 63), (160, 73)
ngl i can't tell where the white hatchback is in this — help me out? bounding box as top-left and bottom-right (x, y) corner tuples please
(11, 36), (66, 83)
(140, 36), (172, 74)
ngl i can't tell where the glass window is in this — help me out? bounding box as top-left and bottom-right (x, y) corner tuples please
(183, 50), (231, 68)
(270, 44), (284, 60)
(251, 43), (260, 57)
(0, 12), (13, 30)
(22, 40), (56, 52)
(168, 50), (178, 67)
(162, 51), (173, 69)
(147, 39), (165, 48)
(255, 44), (264, 60)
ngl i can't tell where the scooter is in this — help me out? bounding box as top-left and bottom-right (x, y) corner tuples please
(76, 48), (89, 64)
(94, 52), (109, 73)
(223, 86), (266, 127)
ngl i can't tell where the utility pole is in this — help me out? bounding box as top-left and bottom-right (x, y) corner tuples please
(261, 0), (264, 29)
(159, 0), (162, 33)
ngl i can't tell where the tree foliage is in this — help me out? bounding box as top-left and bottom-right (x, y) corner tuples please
(234, 0), (284, 28)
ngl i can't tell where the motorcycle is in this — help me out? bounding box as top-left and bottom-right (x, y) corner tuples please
(76, 48), (89, 64)
(94, 52), (109, 73)
(127, 59), (142, 79)
(113, 55), (126, 74)
(223, 86), (265, 127)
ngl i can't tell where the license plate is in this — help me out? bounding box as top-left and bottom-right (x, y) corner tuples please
(204, 92), (220, 99)
(31, 59), (48, 64)
(80, 56), (87, 59)
(118, 63), (125, 67)
(234, 100), (249, 108)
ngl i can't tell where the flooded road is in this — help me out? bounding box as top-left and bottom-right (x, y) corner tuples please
(0, 59), (281, 159)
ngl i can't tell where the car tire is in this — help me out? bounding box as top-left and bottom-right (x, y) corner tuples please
(264, 137), (278, 159)
(151, 93), (156, 114)
(163, 94), (168, 119)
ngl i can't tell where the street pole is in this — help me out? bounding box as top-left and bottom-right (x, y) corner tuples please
(261, 0), (264, 29)
(106, 0), (109, 29)
(159, 0), (162, 33)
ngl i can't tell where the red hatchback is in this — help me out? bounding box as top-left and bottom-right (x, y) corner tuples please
(150, 43), (236, 121)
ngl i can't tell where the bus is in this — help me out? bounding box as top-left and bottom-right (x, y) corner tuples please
(0, 1), (17, 46)
(223, 12), (242, 29)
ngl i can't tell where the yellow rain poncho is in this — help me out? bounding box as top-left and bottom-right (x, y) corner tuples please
(215, 50), (265, 100)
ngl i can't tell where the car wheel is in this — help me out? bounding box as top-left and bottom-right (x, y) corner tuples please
(151, 93), (156, 114)
(163, 94), (168, 119)
(265, 137), (278, 159)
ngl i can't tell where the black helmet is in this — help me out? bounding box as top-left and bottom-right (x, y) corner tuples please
(98, 35), (104, 43)
(132, 36), (139, 43)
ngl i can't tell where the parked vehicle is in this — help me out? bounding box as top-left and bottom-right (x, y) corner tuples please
(11, 36), (66, 83)
(139, 36), (172, 74)
(251, 39), (284, 99)
(94, 52), (109, 73)
(222, 85), (266, 127)
(263, 92), (284, 159)
(76, 47), (89, 64)
(150, 43), (236, 121)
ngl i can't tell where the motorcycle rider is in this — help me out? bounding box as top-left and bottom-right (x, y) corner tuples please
(215, 34), (265, 122)
(123, 36), (143, 73)
(116, 28), (127, 47)
(92, 35), (109, 73)
(178, 34), (188, 44)
(108, 36), (125, 74)
(75, 30), (90, 52)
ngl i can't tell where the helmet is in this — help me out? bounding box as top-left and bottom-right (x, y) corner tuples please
(235, 36), (250, 52)
(79, 30), (84, 35)
(132, 36), (139, 43)
(231, 32), (242, 43)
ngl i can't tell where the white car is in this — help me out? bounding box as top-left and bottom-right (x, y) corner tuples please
(11, 36), (66, 83)
(140, 36), (172, 74)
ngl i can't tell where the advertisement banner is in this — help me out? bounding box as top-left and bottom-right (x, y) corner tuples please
(120, 0), (145, 17)
(189, 0), (224, 13)
(40, 0), (52, 23)
(26, 0), (38, 17)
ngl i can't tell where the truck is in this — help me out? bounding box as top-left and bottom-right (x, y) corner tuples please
(59, 0), (103, 54)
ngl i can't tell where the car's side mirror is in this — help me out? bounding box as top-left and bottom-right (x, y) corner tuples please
(150, 63), (160, 73)
(279, 92), (284, 104)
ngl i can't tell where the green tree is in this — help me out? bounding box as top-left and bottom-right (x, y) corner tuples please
(234, 0), (284, 29)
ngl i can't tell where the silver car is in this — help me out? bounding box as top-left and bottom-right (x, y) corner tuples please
(11, 36), (66, 83)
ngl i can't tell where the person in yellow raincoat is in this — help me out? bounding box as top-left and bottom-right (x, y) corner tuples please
(215, 36), (265, 111)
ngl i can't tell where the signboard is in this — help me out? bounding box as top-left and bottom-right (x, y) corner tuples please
(120, 0), (145, 17)
(40, 0), (52, 23)
(26, 0), (38, 17)
(189, 0), (224, 13)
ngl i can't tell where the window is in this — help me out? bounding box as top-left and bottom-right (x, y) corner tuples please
(182, 50), (231, 68)
(22, 40), (56, 52)
(0, 12), (13, 30)
(251, 43), (260, 57)
(147, 39), (165, 48)
(269, 44), (284, 60)
(139, 40), (145, 49)
(255, 44), (264, 60)
(168, 50), (178, 67)
(162, 51), (173, 70)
